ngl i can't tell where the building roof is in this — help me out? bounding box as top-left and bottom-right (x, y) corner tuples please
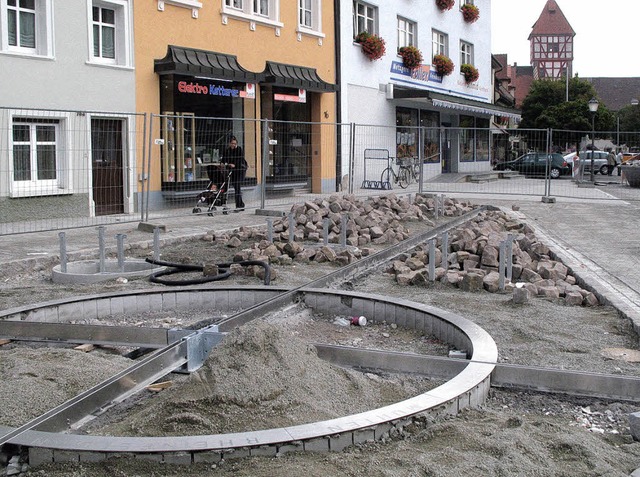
(528, 0), (575, 38)
(583, 77), (640, 111)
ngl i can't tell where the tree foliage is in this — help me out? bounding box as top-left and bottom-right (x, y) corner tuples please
(519, 77), (614, 132)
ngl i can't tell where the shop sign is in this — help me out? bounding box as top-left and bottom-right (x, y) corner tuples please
(390, 61), (442, 84)
(274, 89), (307, 103)
(177, 81), (256, 98)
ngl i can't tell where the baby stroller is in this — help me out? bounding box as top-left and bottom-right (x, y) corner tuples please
(192, 164), (233, 216)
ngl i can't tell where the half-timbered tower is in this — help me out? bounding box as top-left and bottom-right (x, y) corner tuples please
(528, 0), (575, 80)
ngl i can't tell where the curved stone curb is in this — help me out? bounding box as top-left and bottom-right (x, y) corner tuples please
(0, 286), (497, 465)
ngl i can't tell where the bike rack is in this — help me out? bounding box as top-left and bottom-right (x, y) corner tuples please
(361, 148), (392, 190)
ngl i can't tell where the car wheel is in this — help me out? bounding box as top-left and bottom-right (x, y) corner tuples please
(549, 167), (561, 179)
(600, 165), (609, 175)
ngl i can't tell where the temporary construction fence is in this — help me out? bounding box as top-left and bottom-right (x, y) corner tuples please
(2, 106), (640, 236)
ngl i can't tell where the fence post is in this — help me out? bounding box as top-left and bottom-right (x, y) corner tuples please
(417, 126), (424, 194)
(428, 239), (436, 281)
(348, 123), (356, 195)
(260, 119), (269, 211)
(58, 232), (67, 273)
(499, 240), (506, 290)
(144, 113), (153, 223)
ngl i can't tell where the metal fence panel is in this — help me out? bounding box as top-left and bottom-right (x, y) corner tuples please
(0, 107), (146, 235)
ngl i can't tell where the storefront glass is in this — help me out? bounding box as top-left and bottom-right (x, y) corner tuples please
(158, 75), (257, 186)
(420, 110), (440, 163)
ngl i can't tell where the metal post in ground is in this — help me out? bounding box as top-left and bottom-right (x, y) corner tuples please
(116, 234), (127, 272)
(428, 239), (436, 281)
(58, 232), (67, 273)
(98, 226), (106, 273)
(499, 241), (506, 290)
(288, 213), (295, 243)
(323, 218), (329, 245)
(340, 214), (347, 247)
(153, 227), (161, 261)
(266, 218), (273, 243)
(441, 231), (449, 270)
(506, 233), (514, 283)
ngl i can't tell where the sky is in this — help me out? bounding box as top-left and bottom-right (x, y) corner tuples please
(491, 0), (639, 78)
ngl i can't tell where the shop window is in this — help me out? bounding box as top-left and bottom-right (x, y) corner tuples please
(459, 116), (490, 162)
(475, 117), (490, 162)
(396, 107), (418, 159)
(1, 0), (53, 57)
(432, 29), (447, 57)
(420, 110), (440, 163)
(10, 115), (70, 197)
(397, 16), (415, 49)
(88, 0), (132, 67)
(353, 1), (377, 37)
(222, 0), (281, 27)
(298, 0), (323, 36)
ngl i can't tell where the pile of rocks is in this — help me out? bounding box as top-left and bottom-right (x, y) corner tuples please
(204, 194), (476, 274)
(387, 210), (599, 307)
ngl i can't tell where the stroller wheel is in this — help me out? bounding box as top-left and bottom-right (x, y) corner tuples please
(192, 207), (201, 214)
(207, 206), (216, 217)
(223, 209), (229, 215)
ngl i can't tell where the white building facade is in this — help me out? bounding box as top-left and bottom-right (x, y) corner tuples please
(339, 0), (519, 181)
(0, 0), (136, 224)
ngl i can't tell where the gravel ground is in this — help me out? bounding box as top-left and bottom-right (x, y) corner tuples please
(1, 209), (640, 476)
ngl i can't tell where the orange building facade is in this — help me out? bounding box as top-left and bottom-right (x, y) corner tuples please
(134, 1), (337, 205)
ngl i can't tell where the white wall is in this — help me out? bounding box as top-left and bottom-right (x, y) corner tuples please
(0, 0), (135, 112)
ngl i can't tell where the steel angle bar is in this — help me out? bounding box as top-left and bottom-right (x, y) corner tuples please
(492, 363), (640, 403)
(315, 344), (468, 379)
(0, 321), (171, 348)
(0, 339), (189, 447)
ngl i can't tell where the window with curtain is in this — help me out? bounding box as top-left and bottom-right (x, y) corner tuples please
(460, 41), (473, 65)
(397, 17), (415, 49)
(88, 1), (132, 67)
(93, 6), (115, 60)
(353, 1), (377, 37)
(432, 30), (448, 57)
(7, 0), (36, 49)
(12, 118), (58, 184)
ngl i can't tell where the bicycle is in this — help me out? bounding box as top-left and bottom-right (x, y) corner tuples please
(380, 157), (419, 189)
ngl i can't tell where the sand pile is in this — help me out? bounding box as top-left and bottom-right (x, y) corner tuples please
(96, 320), (434, 437)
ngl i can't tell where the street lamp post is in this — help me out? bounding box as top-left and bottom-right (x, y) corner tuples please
(588, 98), (599, 182)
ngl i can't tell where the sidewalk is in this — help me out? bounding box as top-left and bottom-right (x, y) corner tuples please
(2, 196), (639, 333)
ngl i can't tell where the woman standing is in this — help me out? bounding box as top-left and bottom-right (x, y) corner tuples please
(221, 136), (247, 210)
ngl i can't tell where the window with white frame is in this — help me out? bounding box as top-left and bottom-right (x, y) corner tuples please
(432, 30), (447, 57)
(1, 0), (54, 56)
(353, 1), (377, 37)
(298, 0), (322, 33)
(88, 1), (132, 67)
(11, 117), (66, 197)
(397, 16), (415, 49)
(460, 40), (473, 65)
(222, 0), (280, 24)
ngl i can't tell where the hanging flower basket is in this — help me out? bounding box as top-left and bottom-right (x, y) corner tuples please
(435, 0), (455, 11)
(461, 4), (480, 23)
(432, 54), (454, 76)
(355, 32), (386, 61)
(398, 46), (423, 69)
(460, 63), (480, 83)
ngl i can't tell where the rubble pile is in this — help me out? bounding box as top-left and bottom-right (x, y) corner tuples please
(388, 210), (599, 307)
(203, 194), (476, 273)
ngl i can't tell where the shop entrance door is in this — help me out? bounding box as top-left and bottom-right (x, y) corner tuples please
(91, 118), (125, 216)
(441, 123), (452, 173)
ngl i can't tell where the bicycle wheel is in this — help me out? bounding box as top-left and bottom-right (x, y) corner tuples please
(380, 167), (393, 187)
(398, 167), (410, 188)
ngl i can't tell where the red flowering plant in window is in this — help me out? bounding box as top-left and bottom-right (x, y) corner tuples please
(398, 46), (424, 69)
(432, 54), (454, 76)
(461, 3), (480, 23)
(460, 63), (480, 83)
(355, 32), (386, 61)
(435, 0), (455, 11)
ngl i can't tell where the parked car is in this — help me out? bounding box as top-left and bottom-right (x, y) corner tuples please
(568, 151), (612, 175)
(493, 152), (571, 179)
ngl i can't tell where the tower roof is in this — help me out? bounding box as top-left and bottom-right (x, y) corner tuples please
(528, 0), (575, 38)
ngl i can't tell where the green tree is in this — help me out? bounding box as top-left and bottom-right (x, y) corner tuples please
(618, 103), (640, 132)
(519, 77), (614, 131)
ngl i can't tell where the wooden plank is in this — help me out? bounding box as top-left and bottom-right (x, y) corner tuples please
(74, 344), (95, 353)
